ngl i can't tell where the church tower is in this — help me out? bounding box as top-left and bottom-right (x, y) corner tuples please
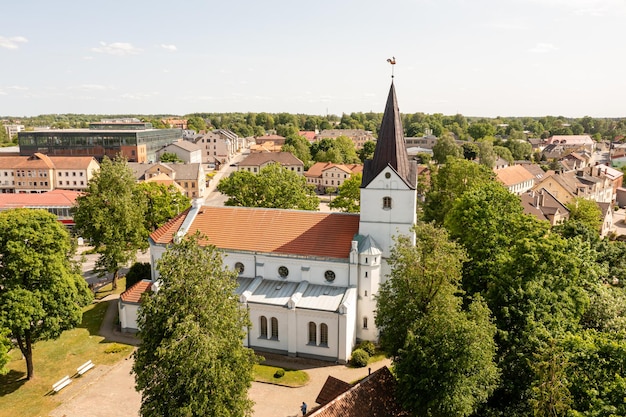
(358, 82), (417, 261)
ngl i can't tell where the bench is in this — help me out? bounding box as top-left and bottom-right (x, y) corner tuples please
(77, 360), (94, 376)
(52, 375), (72, 393)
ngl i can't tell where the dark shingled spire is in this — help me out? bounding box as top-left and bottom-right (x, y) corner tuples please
(361, 82), (416, 189)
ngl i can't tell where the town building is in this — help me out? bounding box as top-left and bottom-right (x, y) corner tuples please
(144, 82), (418, 363)
(128, 162), (206, 198)
(532, 166), (614, 205)
(0, 153), (99, 193)
(520, 189), (570, 226)
(156, 140), (202, 164)
(316, 129), (375, 149)
(495, 165), (535, 195)
(4, 124), (24, 139)
(255, 134), (286, 146)
(18, 119), (182, 163)
(237, 152), (304, 175)
(0, 189), (80, 227)
(188, 129), (239, 165)
(305, 162), (363, 192)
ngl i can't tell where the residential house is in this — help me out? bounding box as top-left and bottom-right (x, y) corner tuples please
(299, 131), (317, 144)
(189, 129), (239, 165)
(547, 135), (595, 152)
(404, 135), (438, 149)
(560, 151), (589, 171)
(146, 81), (418, 363)
(532, 166), (613, 205)
(237, 152), (304, 175)
(305, 162), (363, 192)
(308, 366), (409, 417)
(249, 141), (283, 153)
(128, 162), (206, 198)
(161, 118), (188, 130)
(520, 189), (570, 226)
(255, 134), (286, 146)
(519, 163), (548, 185)
(598, 202), (613, 238)
(0, 153), (99, 193)
(156, 140), (202, 164)
(315, 129), (375, 150)
(495, 165), (535, 195)
(594, 164), (623, 201)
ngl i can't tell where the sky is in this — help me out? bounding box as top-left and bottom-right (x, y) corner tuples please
(1, 0), (625, 118)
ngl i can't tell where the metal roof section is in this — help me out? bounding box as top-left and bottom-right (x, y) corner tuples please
(247, 279), (300, 306)
(356, 235), (382, 255)
(299, 284), (350, 312)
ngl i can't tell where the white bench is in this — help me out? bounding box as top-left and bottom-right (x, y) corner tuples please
(52, 375), (72, 393)
(77, 360), (94, 376)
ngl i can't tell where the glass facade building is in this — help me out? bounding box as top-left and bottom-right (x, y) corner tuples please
(18, 123), (182, 163)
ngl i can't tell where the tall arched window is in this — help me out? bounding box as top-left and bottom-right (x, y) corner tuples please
(383, 196), (392, 209)
(271, 317), (279, 339)
(260, 316), (268, 338)
(308, 322), (316, 344)
(320, 323), (329, 346)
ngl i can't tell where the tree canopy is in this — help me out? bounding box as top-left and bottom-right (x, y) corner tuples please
(376, 222), (499, 417)
(72, 157), (148, 289)
(217, 163), (319, 210)
(328, 173), (361, 213)
(137, 182), (191, 231)
(0, 209), (92, 379)
(133, 233), (258, 417)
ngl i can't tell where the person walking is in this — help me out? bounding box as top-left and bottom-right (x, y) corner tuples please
(301, 401), (307, 415)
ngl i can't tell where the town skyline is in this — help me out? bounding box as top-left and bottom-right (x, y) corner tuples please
(2, 0), (625, 118)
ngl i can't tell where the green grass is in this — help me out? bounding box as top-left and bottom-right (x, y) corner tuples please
(0, 301), (134, 417)
(94, 276), (127, 300)
(253, 364), (310, 387)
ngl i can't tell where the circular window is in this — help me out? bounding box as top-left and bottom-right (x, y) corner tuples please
(278, 266), (289, 278)
(234, 262), (244, 275)
(324, 270), (336, 282)
(385, 172), (391, 179)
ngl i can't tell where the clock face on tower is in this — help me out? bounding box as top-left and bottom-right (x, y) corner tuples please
(278, 266), (289, 278)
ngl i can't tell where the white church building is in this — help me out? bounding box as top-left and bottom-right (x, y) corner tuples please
(143, 82), (417, 363)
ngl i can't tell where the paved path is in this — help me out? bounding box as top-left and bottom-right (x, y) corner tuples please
(50, 297), (391, 417)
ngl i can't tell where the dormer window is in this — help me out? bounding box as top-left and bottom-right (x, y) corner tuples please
(383, 196), (392, 210)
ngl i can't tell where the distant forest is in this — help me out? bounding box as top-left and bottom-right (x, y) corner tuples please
(3, 112), (626, 143)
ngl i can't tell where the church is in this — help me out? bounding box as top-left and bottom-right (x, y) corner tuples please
(145, 82), (417, 363)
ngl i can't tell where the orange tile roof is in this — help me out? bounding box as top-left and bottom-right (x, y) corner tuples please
(496, 165), (535, 186)
(150, 206), (360, 259)
(48, 156), (97, 169)
(0, 189), (80, 209)
(120, 280), (152, 303)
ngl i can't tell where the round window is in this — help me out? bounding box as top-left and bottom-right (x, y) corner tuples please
(325, 270), (336, 282)
(278, 266), (289, 278)
(385, 172), (391, 179)
(234, 262), (244, 275)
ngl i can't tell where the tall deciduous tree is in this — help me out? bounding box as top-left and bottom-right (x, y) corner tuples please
(566, 197), (602, 232)
(218, 163), (319, 210)
(0, 209), (92, 380)
(329, 173), (361, 213)
(376, 222), (499, 417)
(72, 157), (148, 289)
(432, 133), (461, 164)
(133, 233), (258, 417)
(0, 328), (11, 375)
(136, 182), (191, 231)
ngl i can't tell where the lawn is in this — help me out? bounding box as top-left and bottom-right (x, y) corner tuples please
(253, 364), (310, 387)
(94, 276), (127, 300)
(0, 301), (134, 417)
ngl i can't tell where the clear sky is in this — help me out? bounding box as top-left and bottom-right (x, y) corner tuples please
(1, 0), (624, 118)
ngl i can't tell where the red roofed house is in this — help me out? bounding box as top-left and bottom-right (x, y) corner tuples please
(119, 280), (153, 333)
(495, 165), (536, 195)
(147, 82), (418, 363)
(305, 162), (363, 192)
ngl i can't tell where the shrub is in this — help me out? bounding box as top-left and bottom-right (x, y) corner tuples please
(355, 340), (376, 356)
(104, 343), (129, 354)
(125, 262), (151, 288)
(350, 349), (369, 368)
(273, 368), (285, 378)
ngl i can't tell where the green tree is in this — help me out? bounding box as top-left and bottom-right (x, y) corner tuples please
(136, 182), (191, 231)
(478, 140), (496, 168)
(376, 223), (499, 417)
(432, 133), (461, 164)
(505, 139), (532, 160)
(72, 157), (148, 289)
(462, 142), (479, 160)
(329, 173), (361, 213)
(566, 197), (602, 232)
(0, 328), (11, 375)
(282, 135), (312, 167)
(468, 122), (496, 140)
(0, 209), (92, 380)
(133, 233), (258, 417)
(186, 116), (207, 132)
(494, 145), (514, 165)
(218, 163), (319, 210)
(158, 152), (182, 163)
(422, 157), (496, 224)
(358, 140), (376, 162)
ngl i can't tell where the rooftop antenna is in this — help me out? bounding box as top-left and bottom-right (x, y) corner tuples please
(386, 56), (396, 79)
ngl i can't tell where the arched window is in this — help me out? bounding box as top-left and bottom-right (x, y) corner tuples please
(320, 323), (328, 346)
(363, 317), (368, 329)
(383, 196), (392, 209)
(308, 322), (316, 344)
(260, 316), (268, 338)
(271, 317), (279, 339)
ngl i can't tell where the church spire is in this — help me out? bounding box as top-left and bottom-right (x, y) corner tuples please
(361, 82), (416, 189)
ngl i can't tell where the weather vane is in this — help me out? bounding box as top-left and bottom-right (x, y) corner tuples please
(387, 56), (396, 78)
